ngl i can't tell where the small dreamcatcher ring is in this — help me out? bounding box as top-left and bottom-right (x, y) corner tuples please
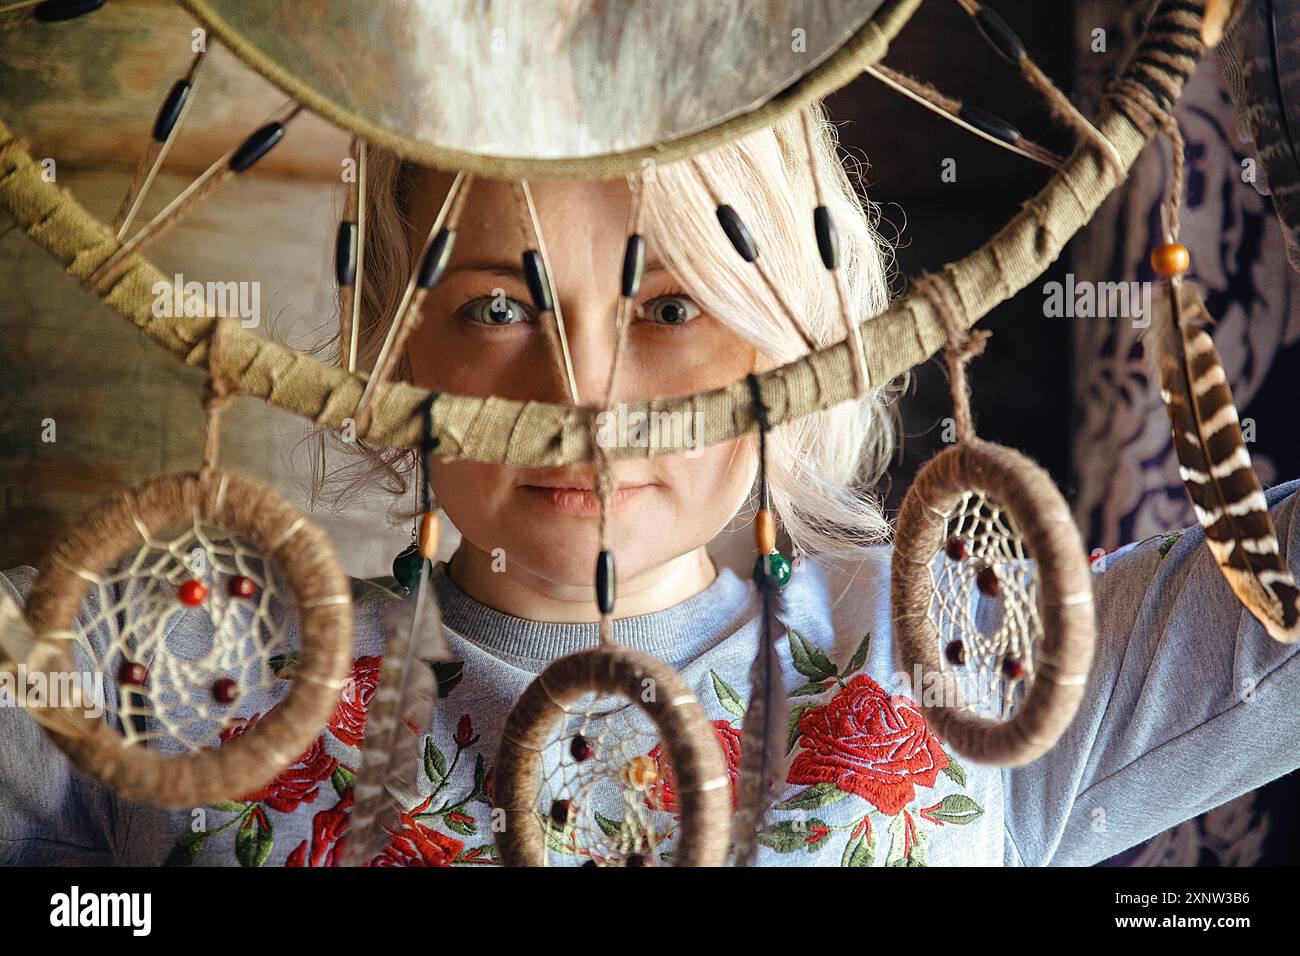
(22, 469), (354, 807)
(494, 646), (731, 867)
(891, 437), (1096, 767)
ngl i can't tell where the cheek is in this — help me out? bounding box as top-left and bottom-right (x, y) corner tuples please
(646, 439), (756, 537)
(428, 460), (515, 544)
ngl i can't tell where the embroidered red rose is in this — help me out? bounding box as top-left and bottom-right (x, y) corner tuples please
(221, 715), (339, 813)
(786, 674), (949, 816)
(454, 714), (477, 747)
(286, 792), (353, 867)
(647, 720), (743, 814)
(369, 794), (465, 867)
(328, 655), (382, 747)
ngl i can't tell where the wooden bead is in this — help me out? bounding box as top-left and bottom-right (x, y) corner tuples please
(227, 575), (257, 599)
(1150, 242), (1190, 277)
(755, 509), (777, 556)
(1001, 656), (1027, 681)
(177, 579), (207, 606)
(945, 536), (967, 561)
(335, 220), (358, 287)
(522, 250), (553, 313)
(118, 661), (149, 686)
(625, 853), (652, 867)
(595, 550), (615, 615)
(417, 228), (457, 289)
(212, 677), (239, 704)
(621, 234), (646, 298)
(549, 799), (571, 826)
(152, 80), (192, 143)
(976, 566), (1001, 598)
(229, 122), (286, 173)
(418, 511), (440, 559)
(570, 734), (593, 762)
(715, 205), (758, 262)
(34, 0), (104, 22)
(944, 640), (967, 667)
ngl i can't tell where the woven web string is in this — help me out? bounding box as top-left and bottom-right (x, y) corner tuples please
(534, 693), (684, 866)
(69, 514), (294, 751)
(927, 489), (1040, 720)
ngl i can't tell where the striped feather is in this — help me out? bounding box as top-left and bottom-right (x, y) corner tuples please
(1149, 279), (1300, 642)
(731, 564), (790, 866)
(342, 565), (451, 865)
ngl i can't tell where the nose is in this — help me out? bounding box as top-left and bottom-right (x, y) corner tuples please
(556, 288), (622, 407)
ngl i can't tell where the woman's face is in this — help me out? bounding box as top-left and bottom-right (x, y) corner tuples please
(405, 173), (758, 594)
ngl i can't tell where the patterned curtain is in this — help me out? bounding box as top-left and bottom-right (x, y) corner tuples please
(1073, 1), (1300, 865)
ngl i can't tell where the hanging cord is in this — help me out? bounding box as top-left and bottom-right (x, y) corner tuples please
(1158, 115), (1185, 244)
(416, 389), (442, 565)
(201, 318), (234, 478)
(588, 176), (647, 646)
(914, 268), (990, 444)
(515, 180), (581, 405)
(746, 374), (772, 513)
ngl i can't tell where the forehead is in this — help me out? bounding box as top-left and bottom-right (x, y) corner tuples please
(408, 170), (633, 246)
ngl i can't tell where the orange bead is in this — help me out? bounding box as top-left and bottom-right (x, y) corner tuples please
(418, 511), (440, 559)
(622, 755), (658, 791)
(755, 508), (777, 556)
(1150, 242), (1190, 277)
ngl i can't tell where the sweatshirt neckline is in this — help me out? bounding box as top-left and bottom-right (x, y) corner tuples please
(431, 562), (754, 667)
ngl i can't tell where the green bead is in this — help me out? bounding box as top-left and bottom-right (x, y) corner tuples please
(752, 552), (793, 589)
(392, 545), (425, 590)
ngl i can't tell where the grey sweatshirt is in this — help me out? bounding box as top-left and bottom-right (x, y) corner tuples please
(2, 479), (1299, 867)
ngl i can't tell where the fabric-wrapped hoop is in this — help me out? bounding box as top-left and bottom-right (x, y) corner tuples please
(891, 438), (1097, 767)
(22, 470), (355, 807)
(493, 645), (731, 866)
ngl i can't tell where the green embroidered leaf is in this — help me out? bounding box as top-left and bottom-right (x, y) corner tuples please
(842, 632), (872, 677)
(331, 766), (357, 798)
(788, 680), (831, 697)
(269, 651), (301, 678)
(775, 783), (847, 811)
(841, 832), (874, 868)
(235, 813), (274, 868)
(787, 630), (836, 681)
(925, 794), (984, 826)
(432, 660), (463, 698)
(424, 736), (448, 784)
(786, 701), (815, 754)
(444, 813), (477, 836)
(593, 812), (623, 838)
(163, 830), (208, 867)
(1158, 531), (1182, 557)
(757, 819), (828, 854)
(207, 801), (247, 813)
(711, 670), (746, 719)
(543, 821), (581, 856)
(885, 812), (929, 867)
(940, 751), (966, 788)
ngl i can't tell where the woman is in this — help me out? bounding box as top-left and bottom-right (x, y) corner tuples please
(2, 106), (1298, 867)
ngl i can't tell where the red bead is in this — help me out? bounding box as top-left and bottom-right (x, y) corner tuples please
(227, 575), (257, 599)
(177, 579), (207, 606)
(549, 799), (571, 827)
(118, 661), (148, 686)
(945, 536), (967, 561)
(212, 677), (239, 704)
(944, 640), (967, 666)
(1001, 656), (1027, 680)
(570, 734), (593, 762)
(976, 566), (1001, 597)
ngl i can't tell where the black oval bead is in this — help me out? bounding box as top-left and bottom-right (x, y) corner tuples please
(417, 228), (456, 289)
(715, 204), (758, 262)
(228, 122), (286, 173)
(152, 79), (191, 143)
(958, 104), (1022, 145)
(595, 549), (615, 615)
(33, 0), (104, 22)
(813, 206), (838, 270)
(974, 6), (1027, 64)
(522, 249), (553, 313)
(621, 234), (646, 298)
(335, 221), (358, 287)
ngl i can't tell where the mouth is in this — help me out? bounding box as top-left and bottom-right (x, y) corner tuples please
(517, 483), (654, 517)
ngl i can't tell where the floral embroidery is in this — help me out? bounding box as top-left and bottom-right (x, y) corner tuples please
(647, 720), (743, 814)
(327, 654), (380, 747)
(220, 715), (339, 813)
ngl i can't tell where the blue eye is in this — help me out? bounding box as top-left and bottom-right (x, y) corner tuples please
(461, 295), (532, 326)
(644, 295), (700, 326)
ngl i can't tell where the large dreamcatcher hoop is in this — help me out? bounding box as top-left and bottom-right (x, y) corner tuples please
(17, 322), (355, 806)
(890, 273), (1096, 768)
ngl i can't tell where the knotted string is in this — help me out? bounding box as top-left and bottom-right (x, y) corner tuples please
(914, 268), (990, 444)
(201, 318), (234, 477)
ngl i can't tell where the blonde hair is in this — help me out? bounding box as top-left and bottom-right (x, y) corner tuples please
(320, 103), (898, 557)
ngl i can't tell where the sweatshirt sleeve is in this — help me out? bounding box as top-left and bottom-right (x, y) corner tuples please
(1002, 478), (1300, 866)
(0, 567), (122, 865)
